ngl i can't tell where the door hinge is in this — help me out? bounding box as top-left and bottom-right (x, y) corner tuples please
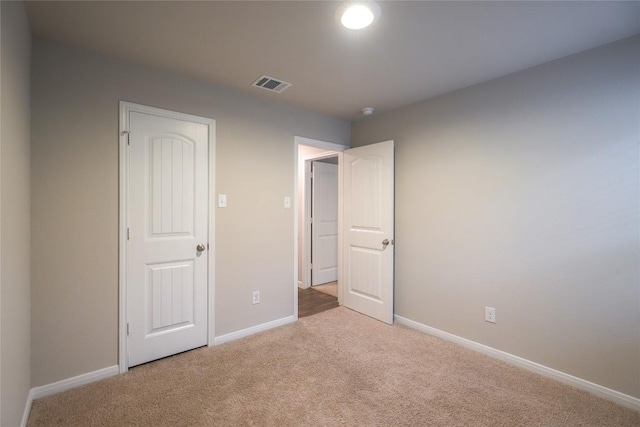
(207, 243), (210, 250)
(127, 322), (130, 336)
(309, 263), (313, 270)
(127, 228), (130, 240)
(310, 217), (313, 224)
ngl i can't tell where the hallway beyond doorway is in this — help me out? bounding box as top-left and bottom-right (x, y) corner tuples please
(298, 287), (338, 318)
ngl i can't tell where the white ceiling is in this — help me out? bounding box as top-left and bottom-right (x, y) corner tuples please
(25, 1), (640, 121)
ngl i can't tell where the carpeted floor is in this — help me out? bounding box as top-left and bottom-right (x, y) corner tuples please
(312, 281), (337, 297)
(28, 307), (639, 426)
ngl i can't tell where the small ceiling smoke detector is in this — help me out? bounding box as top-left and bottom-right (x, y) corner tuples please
(336, 1), (381, 30)
(252, 75), (292, 93)
(362, 107), (375, 115)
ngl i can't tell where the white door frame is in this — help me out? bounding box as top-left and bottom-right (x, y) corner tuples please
(294, 136), (348, 319)
(119, 101), (216, 373)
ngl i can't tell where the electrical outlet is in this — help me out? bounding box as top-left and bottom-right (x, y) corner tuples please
(252, 291), (260, 305)
(485, 306), (496, 323)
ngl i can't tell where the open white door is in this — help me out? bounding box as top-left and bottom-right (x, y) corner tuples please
(342, 140), (394, 324)
(311, 160), (339, 286)
(127, 110), (209, 367)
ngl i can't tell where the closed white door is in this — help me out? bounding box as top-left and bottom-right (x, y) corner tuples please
(311, 160), (339, 286)
(127, 111), (209, 367)
(342, 141), (394, 324)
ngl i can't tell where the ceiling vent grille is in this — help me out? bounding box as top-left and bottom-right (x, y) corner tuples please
(252, 75), (292, 93)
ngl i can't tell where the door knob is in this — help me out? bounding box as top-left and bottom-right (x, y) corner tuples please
(196, 244), (206, 252)
(382, 239), (390, 247)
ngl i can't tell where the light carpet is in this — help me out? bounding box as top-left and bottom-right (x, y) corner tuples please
(28, 307), (639, 426)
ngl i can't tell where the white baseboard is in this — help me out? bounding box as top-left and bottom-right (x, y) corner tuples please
(21, 365), (119, 426)
(299, 281), (311, 290)
(20, 389), (35, 427)
(394, 315), (640, 412)
(214, 315), (296, 345)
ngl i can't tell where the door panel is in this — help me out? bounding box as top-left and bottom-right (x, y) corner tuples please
(343, 141), (394, 324)
(311, 161), (339, 286)
(128, 111), (208, 367)
(150, 137), (194, 236)
(349, 247), (382, 299)
(148, 261), (194, 332)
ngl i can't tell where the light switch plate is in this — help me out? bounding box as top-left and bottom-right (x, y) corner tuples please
(218, 194), (227, 208)
(284, 196), (291, 208)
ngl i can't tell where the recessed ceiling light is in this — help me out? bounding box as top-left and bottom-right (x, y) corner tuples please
(362, 107), (375, 115)
(336, 1), (381, 30)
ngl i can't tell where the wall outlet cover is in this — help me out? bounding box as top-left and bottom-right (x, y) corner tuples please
(485, 306), (496, 323)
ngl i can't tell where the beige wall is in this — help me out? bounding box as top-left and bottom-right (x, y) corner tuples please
(31, 38), (349, 387)
(352, 36), (640, 398)
(1, 1), (32, 425)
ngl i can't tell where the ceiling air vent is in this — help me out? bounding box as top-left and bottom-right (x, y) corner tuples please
(252, 75), (292, 93)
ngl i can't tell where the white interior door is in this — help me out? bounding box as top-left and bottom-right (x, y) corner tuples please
(342, 141), (394, 324)
(311, 160), (339, 286)
(127, 111), (209, 367)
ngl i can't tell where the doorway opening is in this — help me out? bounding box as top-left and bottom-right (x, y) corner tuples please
(301, 155), (339, 317)
(294, 137), (395, 324)
(294, 137), (348, 319)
